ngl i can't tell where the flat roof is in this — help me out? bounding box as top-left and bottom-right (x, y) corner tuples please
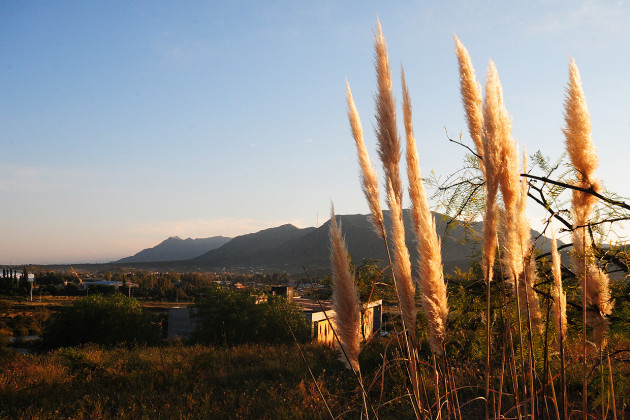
(293, 297), (332, 313)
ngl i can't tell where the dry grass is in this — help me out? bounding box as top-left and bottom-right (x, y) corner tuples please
(454, 34), (485, 177)
(402, 71), (448, 355)
(329, 208), (362, 372)
(564, 60), (613, 350)
(346, 81), (386, 240)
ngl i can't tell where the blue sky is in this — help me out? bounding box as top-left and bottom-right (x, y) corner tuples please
(1, 1), (629, 264)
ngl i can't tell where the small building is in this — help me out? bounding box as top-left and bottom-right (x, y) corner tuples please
(167, 307), (198, 340)
(166, 294), (383, 346)
(295, 298), (383, 346)
(271, 285), (294, 301)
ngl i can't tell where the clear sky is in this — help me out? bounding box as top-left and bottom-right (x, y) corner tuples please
(1, 1), (629, 264)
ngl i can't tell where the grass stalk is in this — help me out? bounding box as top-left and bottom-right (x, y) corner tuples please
(600, 347), (605, 420)
(442, 344), (462, 420)
(283, 312), (335, 419)
(559, 330), (567, 420)
(498, 245), (522, 420)
(512, 272), (530, 420)
(382, 237), (423, 417)
(583, 232), (587, 420)
(486, 272), (492, 420)
(547, 363), (561, 420)
(543, 288), (551, 419)
(607, 349), (617, 420)
(498, 337), (506, 418)
(522, 276), (536, 419)
(433, 353), (442, 420)
(302, 267), (377, 418)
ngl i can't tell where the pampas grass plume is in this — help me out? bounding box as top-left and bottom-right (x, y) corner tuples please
(402, 71), (448, 354)
(346, 81), (386, 239)
(454, 34), (485, 176)
(563, 59), (599, 187)
(517, 149), (543, 332)
(387, 181), (418, 340)
(550, 232), (567, 344)
(374, 19), (403, 207)
(329, 207), (362, 371)
(563, 59), (613, 327)
(484, 61), (522, 283)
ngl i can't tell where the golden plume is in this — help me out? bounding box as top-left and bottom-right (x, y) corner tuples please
(563, 59), (613, 348)
(374, 18), (402, 207)
(550, 231), (567, 345)
(346, 81), (386, 239)
(454, 34), (485, 176)
(329, 206), (362, 371)
(402, 69), (448, 354)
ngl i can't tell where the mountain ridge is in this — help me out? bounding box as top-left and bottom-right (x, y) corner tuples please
(113, 211), (561, 274)
(115, 236), (232, 263)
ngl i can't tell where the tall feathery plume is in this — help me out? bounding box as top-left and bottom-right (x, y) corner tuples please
(374, 19), (403, 207)
(563, 59), (613, 347)
(550, 232), (567, 345)
(329, 207), (362, 372)
(460, 37), (497, 419)
(483, 61), (522, 284)
(516, 150), (543, 333)
(387, 181), (417, 339)
(456, 35), (499, 285)
(373, 21), (417, 339)
(487, 61), (532, 419)
(346, 81), (386, 239)
(402, 70), (448, 354)
(454, 34), (485, 177)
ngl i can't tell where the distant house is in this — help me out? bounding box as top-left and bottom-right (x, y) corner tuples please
(167, 306), (198, 340)
(81, 279), (138, 289)
(270, 285), (294, 300)
(165, 289), (383, 345)
(296, 298), (383, 346)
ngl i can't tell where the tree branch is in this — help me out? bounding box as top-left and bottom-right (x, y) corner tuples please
(445, 129), (482, 161)
(522, 173), (630, 211)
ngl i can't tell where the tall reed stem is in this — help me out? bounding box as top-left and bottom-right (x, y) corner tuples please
(498, 244), (522, 420)
(560, 330), (567, 420)
(607, 349), (617, 420)
(486, 275), (492, 420)
(583, 232), (587, 420)
(513, 272), (529, 420)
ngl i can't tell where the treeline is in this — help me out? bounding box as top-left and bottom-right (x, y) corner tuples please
(0, 266), (32, 296)
(0, 268), (297, 300)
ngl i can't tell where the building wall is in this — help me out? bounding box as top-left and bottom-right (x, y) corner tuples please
(167, 307), (198, 341)
(309, 300), (382, 346)
(313, 318), (336, 345)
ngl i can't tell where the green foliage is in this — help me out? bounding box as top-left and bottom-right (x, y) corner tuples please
(191, 285), (310, 346)
(40, 293), (159, 349)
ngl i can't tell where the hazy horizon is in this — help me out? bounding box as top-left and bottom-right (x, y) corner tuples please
(3, 1), (629, 264)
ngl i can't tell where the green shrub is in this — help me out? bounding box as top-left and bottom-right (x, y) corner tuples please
(191, 286), (310, 346)
(40, 293), (159, 349)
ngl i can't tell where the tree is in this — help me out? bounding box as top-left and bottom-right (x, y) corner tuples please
(40, 293), (159, 348)
(191, 285), (310, 346)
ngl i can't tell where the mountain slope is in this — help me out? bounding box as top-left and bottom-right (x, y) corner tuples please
(189, 224), (316, 269)
(116, 236), (232, 263)
(117, 212), (560, 274)
(186, 212), (484, 274)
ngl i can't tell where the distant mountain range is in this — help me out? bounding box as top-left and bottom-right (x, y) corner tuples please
(113, 211), (559, 274)
(115, 236), (232, 263)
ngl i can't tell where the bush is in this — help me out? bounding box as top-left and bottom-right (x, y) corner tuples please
(191, 286), (310, 346)
(40, 293), (159, 349)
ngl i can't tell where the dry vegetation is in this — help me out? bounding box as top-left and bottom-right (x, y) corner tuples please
(331, 20), (630, 419)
